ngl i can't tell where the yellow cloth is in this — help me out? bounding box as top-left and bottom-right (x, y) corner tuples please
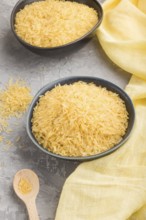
(55, 1), (146, 219)
(97, 0), (146, 80)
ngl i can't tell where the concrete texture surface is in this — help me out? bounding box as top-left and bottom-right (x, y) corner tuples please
(0, 0), (130, 219)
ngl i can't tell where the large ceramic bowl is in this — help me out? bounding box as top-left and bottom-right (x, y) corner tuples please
(26, 76), (135, 161)
(11, 0), (103, 54)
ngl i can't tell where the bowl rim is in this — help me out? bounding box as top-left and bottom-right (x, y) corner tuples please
(10, 0), (103, 50)
(26, 76), (135, 161)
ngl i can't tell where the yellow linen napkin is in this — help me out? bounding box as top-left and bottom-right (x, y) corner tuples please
(97, 0), (146, 80)
(55, 1), (146, 219)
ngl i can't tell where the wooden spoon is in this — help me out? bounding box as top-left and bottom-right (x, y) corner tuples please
(13, 169), (40, 220)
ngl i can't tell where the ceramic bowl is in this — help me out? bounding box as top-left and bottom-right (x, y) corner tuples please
(26, 76), (135, 161)
(11, 0), (103, 54)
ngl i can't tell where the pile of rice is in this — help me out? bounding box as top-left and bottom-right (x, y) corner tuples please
(31, 82), (129, 157)
(14, 0), (98, 47)
(0, 80), (32, 141)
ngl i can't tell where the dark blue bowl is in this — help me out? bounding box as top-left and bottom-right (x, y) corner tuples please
(11, 0), (103, 54)
(26, 76), (135, 161)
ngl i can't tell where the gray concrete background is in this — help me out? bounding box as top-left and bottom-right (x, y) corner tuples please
(0, 0), (130, 219)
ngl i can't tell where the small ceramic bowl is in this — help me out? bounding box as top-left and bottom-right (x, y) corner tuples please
(26, 76), (135, 161)
(11, 0), (103, 54)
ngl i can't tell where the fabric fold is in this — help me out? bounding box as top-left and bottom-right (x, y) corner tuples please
(97, 0), (146, 79)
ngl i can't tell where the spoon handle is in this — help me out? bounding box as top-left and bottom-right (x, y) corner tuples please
(26, 199), (40, 220)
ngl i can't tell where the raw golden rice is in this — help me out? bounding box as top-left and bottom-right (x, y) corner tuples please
(31, 82), (129, 157)
(0, 80), (32, 140)
(14, 0), (98, 47)
(0, 80), (32, 119)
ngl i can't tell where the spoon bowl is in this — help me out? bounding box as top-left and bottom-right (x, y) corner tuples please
(13, 169), (40, 220)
